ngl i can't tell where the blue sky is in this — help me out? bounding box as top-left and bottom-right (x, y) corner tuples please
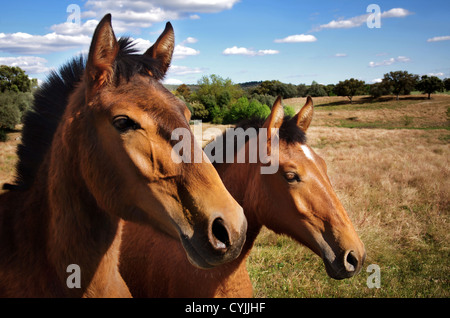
(0, 0), (449, 85)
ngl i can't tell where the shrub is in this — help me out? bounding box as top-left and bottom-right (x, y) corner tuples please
(247, 99), (270, 119)
(250, 94), (276, 109)
(0, 92), (23, 130)
(223, 97), (270, 124)
(190, 101), (209, 120)
(284, 105), (295, 118)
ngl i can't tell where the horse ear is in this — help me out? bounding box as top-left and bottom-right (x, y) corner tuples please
(263, 96), (284, 130)
(144, 22), (175, 77)
(293, 96), (313, 132)
(85, 14), (119, 92)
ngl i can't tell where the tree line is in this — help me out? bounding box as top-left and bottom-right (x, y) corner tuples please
(175, 71), (450, 123)
(1, 65), (450, 141)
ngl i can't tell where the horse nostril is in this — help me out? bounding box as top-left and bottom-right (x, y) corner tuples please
(210, 218), (230, 252)
(344, 250), (358, 272)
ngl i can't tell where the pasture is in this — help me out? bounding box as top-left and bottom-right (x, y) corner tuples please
(1, 94), (448, 297)
(249, 94), (449, 297)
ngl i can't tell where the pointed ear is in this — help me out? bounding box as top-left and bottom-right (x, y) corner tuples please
(293, 96), (313, 132)
(263, 96), (285, 130)
(144, 22), (175, 78)
(85, 14), (119, 92)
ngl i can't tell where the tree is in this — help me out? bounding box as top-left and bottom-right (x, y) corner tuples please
(307, 81), (327, 97)
(416, 75), (444, 99)
(381, 71), (419, 100)
(195, 74), (243, 118)
(175, 84), (191, 101)
(443, 78), (450, 91)
(334, 78), (366, 103)
(0, 65), (32, 93)
(369, 82), (390, 98)
(296, 84), (308, 97)
(0, 93), (21, 130)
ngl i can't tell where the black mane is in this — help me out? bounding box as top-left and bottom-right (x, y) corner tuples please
(3, 38), (164, 191)
(235, 116), (307, 145)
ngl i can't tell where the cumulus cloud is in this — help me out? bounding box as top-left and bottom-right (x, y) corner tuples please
(369, 56), (411, 67)
(0, 56), (51, 74)
(427, 35), (450, 42)
(427, 72), (444, 77)
(163, 78), (184, 85)
(0, 32), (90, 54)
(83, 0), (239, 30)
(50, 20), (99, 36)
(315, 8), (412, 31)
(274, 34), (317, 43)
(222, 46), (279, 56)
(168, 65), (205, 76)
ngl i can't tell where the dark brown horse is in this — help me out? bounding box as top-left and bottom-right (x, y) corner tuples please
(120, 96), (366, 297)
(0, 14), (246, 297)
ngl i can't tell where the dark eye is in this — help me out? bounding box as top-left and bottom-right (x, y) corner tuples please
(113, 116), (140, 133)
(284, 172), (301, 183)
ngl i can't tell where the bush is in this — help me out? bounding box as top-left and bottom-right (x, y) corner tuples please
(247, 99), (271, 119)
(0, 92), (24, 130)
(249, 94), (276, 109)
(210, 105), (226, 124)
(284, 105), (295, 118)
(190, 101), (209, 120)
(223, 97), (270, 124)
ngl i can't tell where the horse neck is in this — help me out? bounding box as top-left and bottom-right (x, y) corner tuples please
(5, 103), (126, 297)
(44, 109), (127, 296)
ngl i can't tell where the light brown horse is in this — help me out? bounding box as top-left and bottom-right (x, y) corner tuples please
(120, 96), (366, 297)
(0, 14), (246, 297)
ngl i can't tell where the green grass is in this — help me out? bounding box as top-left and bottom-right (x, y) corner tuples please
(248, 228), (449, 298)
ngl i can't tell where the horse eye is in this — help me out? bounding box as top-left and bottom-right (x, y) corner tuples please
(113, 116), (140, 133)
(284, 172), (301, 183)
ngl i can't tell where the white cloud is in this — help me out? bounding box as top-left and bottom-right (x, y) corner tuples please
(381, 8), (412, 18)
(168, 65), (205, 76)
(0, 32), (90, 54)
(50, 20), (99, 36)
(427, 35), (450, 42)
(334, 53), (347, 57)
(315, 7), (412, 31)
(369, 56), (411, 67)
(182, 37), (198, 44)
(174, 44), (200, 59)
(84, 0), (239, 30)
(0, 56), (51, 74)
(274, 34), (317, 43)
(163, 78), (183, 85)
(427, 72), (444, 77)
(371, 78), (383, 83)
(222, 46), (279, 56)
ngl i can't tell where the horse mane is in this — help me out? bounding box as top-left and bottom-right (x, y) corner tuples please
(3, 37), (166, 191)
(234, 116), (307, 144)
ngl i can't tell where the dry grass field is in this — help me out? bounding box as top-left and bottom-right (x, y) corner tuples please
(0, 94), (448, 297)
(248, 94), (449, 297)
